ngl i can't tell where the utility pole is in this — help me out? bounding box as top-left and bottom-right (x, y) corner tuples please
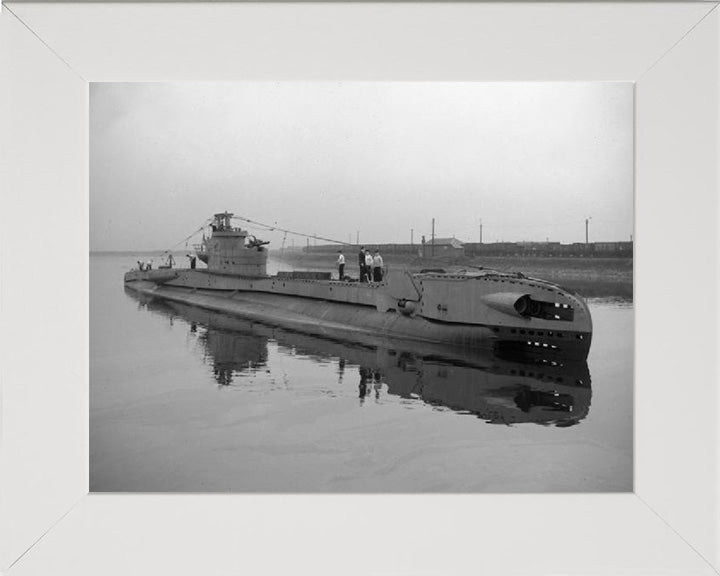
(431, 218), (435, 257)
(356, 231), (359, 245)
(411, 228), (414, 246)
(479, 219), (483, 244)
(585, 217), (591, 245)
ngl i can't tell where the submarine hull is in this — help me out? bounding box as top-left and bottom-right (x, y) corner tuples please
(124, 277), (592, 359)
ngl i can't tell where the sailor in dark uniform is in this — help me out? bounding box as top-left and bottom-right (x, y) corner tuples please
(358, 247), (366, 282)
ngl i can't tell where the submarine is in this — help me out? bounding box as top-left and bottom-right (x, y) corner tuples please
(124, 211), (593, 359)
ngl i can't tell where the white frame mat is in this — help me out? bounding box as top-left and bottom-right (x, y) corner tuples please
(1, 2), (718, 575)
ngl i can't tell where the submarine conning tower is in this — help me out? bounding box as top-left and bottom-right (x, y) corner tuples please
(200, 212), (269, 277)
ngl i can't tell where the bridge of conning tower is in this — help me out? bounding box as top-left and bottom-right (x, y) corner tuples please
(212, 211), (236, 232)
(201, 212), (269, 277)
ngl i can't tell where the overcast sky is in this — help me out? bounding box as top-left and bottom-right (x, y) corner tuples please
(90, 82), (633, 251)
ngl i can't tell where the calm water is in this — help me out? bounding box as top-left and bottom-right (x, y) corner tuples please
(90, 254), (633, 492)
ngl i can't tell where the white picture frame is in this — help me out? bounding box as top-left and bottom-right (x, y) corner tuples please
(1, 2), (718, 574)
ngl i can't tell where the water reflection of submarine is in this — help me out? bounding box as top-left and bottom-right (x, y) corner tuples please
(133, 292), (592, 426)
(378, 353), (589, 426)
(203, 326), (267, 386)
(142, 295), (267, 386)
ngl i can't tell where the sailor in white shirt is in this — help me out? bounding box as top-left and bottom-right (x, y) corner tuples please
(372, 251), (384, 282)
(337, 250), (345, 280)
(364, 252), (374, 282)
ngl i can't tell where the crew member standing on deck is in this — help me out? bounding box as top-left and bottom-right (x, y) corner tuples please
(365, 251), (374, 283)
(337, 250), (345, 280)
(372, 250), (384, 282)
(358, 246), (366, 282)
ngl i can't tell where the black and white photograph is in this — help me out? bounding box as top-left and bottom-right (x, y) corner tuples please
(90, 82), (633, 493)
